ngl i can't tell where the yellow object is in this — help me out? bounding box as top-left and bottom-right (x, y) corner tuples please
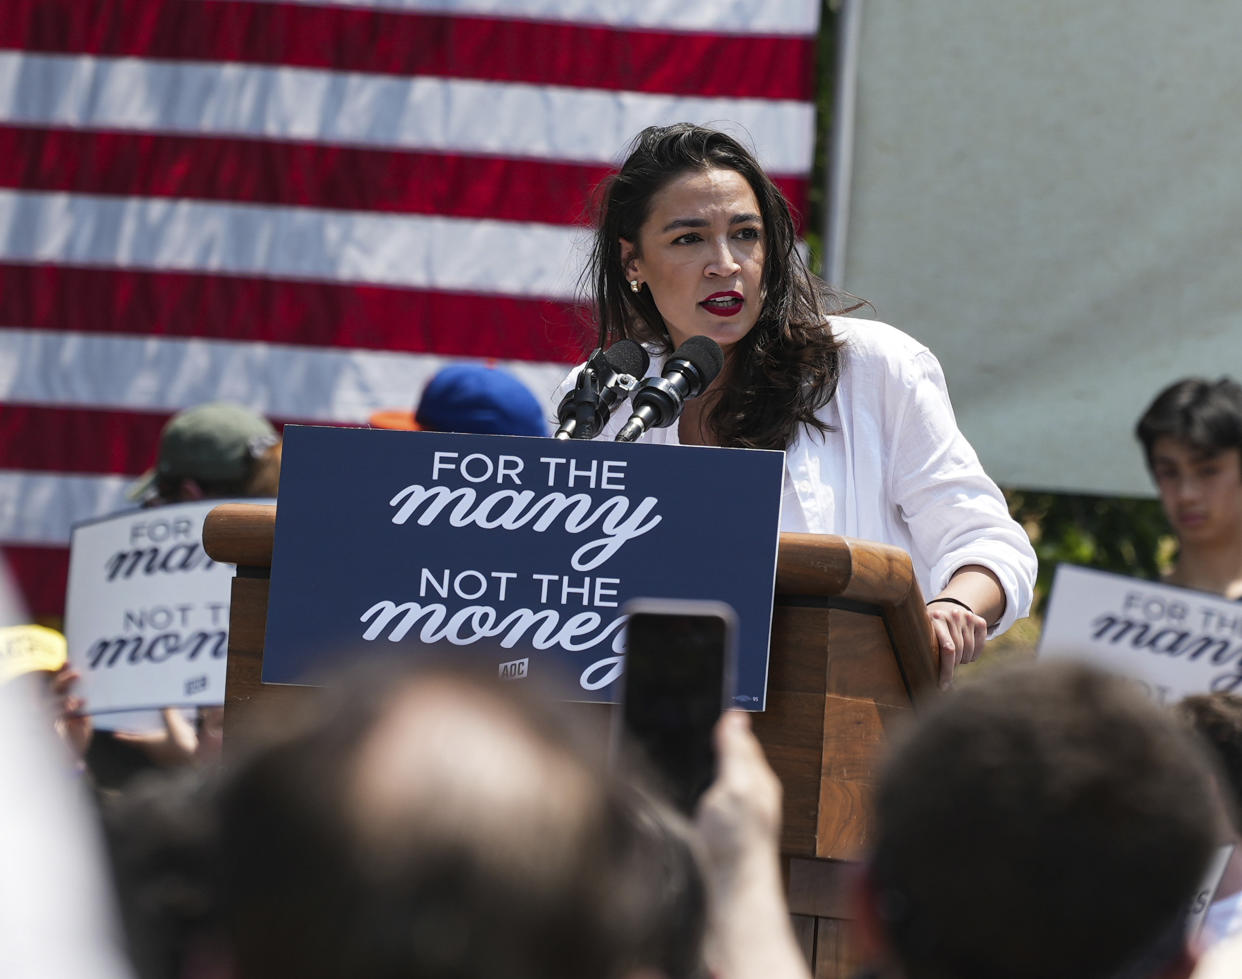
(0, 624), (68, 683)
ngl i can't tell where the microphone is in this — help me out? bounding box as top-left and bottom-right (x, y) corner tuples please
(615, 336), (724, 443)
(554, 339), (650, 440)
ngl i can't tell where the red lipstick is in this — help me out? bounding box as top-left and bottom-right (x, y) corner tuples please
(700, 291), (743, 317)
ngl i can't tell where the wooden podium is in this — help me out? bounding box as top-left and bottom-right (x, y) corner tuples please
(203, 502), (936, 979)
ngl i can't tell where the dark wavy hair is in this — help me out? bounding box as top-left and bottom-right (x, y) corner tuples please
(585, 123), (858, 450)
(1177, 692), (1242, 835)
(1135, 376), (1242, 469)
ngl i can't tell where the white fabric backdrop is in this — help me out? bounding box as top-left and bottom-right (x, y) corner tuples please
(839, 1), (1242, 496)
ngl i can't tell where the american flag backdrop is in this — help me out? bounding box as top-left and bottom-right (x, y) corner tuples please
(0, 0), (821, 618)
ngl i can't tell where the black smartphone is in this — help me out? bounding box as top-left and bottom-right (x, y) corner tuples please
(614, 598), (738, 814)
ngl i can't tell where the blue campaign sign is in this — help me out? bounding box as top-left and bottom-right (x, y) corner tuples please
(262, 426), (784, 707)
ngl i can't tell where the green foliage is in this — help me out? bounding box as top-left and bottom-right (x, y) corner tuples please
(1005, 490), (1176, 613)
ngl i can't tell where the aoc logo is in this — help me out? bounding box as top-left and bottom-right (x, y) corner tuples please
(184, 675), (209, 696)
(498, 657), (529, 680)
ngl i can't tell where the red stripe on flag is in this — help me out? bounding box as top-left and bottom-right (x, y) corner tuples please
(0, 126), (611, 225)
(0, 127), (810, 229)
(0, 404), (167, 476)
(2, 545), (69, 620)
(0, 404), (319, 477)
(0, 0), (816, 100)
(0, 264), (596, 363)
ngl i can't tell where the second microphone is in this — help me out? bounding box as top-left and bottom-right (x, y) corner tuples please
(615, 336), (724, 443)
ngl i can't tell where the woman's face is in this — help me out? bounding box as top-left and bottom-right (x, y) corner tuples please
(621, 167), (766, 355)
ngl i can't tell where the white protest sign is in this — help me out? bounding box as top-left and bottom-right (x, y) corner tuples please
(64, 501), (250, 715)
(1189, 844), (1235, 940)
(1039, 564), (1242, 705)
(91, 708), (195, 734)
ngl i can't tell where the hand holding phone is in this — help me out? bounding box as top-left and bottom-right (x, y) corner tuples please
(614, 598), (737, 814)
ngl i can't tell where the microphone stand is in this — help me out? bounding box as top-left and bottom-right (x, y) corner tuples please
(556, 366), (603, 440)
(553, 350), (640, 440)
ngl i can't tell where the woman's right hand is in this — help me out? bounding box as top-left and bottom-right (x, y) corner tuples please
(926, 600), (988, 689)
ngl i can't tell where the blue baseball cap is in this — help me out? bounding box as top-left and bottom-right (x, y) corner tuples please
(371, 365), (547, 437)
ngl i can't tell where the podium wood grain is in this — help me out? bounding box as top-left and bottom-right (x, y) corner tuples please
(203, 504), (937, 978)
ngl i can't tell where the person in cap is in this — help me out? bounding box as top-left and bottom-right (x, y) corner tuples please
(370, 364), (548, 437)
(100, 402), (280, 780)
(129, 402), (281, 506)
(0, 624), (95, 762)
(0, 623), (68, 685)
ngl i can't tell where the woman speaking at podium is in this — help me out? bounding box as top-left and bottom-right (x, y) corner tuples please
(555, 124), (1036, 685)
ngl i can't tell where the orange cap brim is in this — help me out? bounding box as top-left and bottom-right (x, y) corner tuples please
(368, 410), (420, 431)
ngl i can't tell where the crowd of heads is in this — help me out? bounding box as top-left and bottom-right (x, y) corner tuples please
(9, 635), (1242, 979)
(213, 664), (706, 979)
(4, 654), (732, 979)
(8, 386), (1242, 979)
(132, 364), (547, 511)
(6, 122), (1242, 979)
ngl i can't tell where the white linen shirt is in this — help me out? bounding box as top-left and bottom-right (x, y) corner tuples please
(552, 318), (1036, 636)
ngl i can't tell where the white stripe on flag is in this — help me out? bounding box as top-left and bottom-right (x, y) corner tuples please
(0, 53), (816, 174)
(0, 329), (572, 425)
(0, 191), (588, 298)
(0, 471), (133, 546)
(208, 0), (821, 36)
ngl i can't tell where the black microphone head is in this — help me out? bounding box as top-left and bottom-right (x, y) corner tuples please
(672, 335), (725, 387)
(602, 338), (650, 378)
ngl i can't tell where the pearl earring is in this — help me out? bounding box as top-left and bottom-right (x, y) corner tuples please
(629, 279), (641, 294)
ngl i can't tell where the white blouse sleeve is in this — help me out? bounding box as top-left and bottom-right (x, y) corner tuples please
(885, 346), (1037, 635)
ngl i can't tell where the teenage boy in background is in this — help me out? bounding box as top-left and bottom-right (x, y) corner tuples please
(1136, 378), (1242, 599)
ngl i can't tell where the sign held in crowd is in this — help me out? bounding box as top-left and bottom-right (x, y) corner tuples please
(64, 501), (241, 715)
(1040, 564), (1242, 704)
(262, 427), (785, 707)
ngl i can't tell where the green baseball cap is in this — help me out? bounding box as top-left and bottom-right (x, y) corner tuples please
(128, 402), (278, 501)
